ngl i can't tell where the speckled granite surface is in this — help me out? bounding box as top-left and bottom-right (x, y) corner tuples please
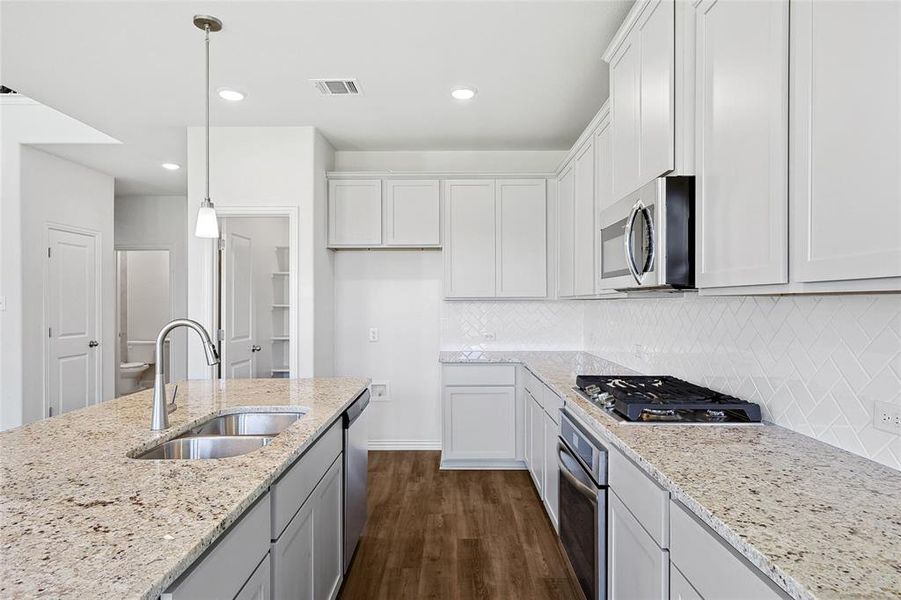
(0, 377), (368, 599)
(440, 350), (901, 600)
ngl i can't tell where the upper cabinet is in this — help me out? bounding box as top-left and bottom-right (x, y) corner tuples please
(328, 177), (440, 248)
(328, 179), (382, 247)
(573, 140), (596, 297)
(604, 0), (676, 200)
(695, 0), (789, 288)
(790, 0), (901, 284)
(556, 164), (575, 298)
(384, 179), (441, 247)
(444, 179), (547, 299)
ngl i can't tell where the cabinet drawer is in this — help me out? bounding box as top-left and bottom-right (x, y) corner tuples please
(542, 385), (563, 425)
(443, 364), (515, 386)
(670, 500), (789, 599)
(609, 446), (669, 547)
(670, 563), (702, 600)
(271, 419), (342, 539)
(522, 367), (541, 398)
(162, 494), (271, 600)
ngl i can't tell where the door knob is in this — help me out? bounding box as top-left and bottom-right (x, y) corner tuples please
(88, 340), (99, 348)
(251, 344), (261, 352)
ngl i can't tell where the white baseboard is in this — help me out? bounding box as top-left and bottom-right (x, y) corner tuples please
(368, 439), (442, 450)
(439, 458), (527, 470)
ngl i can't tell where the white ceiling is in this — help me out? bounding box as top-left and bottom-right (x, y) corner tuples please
(1, 0), (633, 195)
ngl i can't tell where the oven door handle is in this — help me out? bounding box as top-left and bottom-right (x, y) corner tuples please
(558, 441), (599, 501)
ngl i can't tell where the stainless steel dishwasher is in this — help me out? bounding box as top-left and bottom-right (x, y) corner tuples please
(343, 389), (370, 572)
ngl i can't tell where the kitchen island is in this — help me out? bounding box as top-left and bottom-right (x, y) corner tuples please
(441, 350), (901, 600)
(0, 377), (369, 599)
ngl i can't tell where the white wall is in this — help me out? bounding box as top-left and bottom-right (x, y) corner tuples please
(186, 127), (335, 378)
(19, 146), (115, 424)
(114, 195), (188, 382)
(334, 250), (443, 447)
(125, 251), (170, 341)
(334, 150), (565, 173)
(0, 95), (118, 429)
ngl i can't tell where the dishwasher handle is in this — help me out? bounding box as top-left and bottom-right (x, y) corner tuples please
(344, 389), (371, 428)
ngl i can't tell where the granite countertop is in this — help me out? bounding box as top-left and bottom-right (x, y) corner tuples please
(440, 350), (901, 600)
(0, 377), (369, 599)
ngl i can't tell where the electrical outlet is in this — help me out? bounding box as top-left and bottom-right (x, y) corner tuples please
(368, 328), (379, 342)
(371, 381), (389, 402)
(0, 296), (5, 311)
(482, 331), (496, 341)
(632, 344), (649, 362)
(874, 400), (901, 435)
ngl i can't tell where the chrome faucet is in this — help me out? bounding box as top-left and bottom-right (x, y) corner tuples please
(151, 319), (220, 430)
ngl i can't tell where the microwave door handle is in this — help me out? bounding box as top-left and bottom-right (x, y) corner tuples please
(641, 204), (656, 277)
(623, 201), (643, 284)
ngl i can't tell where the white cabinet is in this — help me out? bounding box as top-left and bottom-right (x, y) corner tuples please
(605, 0), (675, 199)
(313, 457), (344, 600)
(496, 179), (547, 297)
(272, 456), (343, 600)
(594, 115), (615, 214)
(444, 179), (547, 299)
(527, 390), (545, 496)
(573, 140), (596, 296)
(670, 564), (702, 600)
(383, 179), (440, 247)
(441, 364), (520, 468)
(328, 179), (382, 246)
(556, 164), (575, 298)
(235, 555), (271, 600)
(609, 492), (669, 600)
(444, 180), (496, 297)
(695, 0), (789, 288)
(790, 0), (901, 284)
(542, 411), (559, 531)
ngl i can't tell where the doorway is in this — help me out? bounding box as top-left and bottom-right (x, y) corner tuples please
(44, 225), (102, 417)
(218, 216), (291, 379)
(115, 249), (171, 396)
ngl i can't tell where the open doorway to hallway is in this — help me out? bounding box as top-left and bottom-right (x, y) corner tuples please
(216, 215), (292, 379)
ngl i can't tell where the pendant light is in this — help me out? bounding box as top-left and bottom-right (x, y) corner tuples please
(193, 15), (222, 238)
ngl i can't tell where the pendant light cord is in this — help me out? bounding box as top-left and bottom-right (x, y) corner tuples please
(204, 23), (210, 203)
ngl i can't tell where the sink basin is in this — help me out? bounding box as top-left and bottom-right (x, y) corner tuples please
(134, 435), (273, 460)
(186, 411), (306, 437)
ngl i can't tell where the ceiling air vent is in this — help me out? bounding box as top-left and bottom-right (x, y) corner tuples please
(310, 79), (362, 96)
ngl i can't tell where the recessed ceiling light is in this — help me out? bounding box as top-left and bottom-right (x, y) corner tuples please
(217, 88), (245, 102)
(161, 162), (181, 171)
(451, 87), (477, 101)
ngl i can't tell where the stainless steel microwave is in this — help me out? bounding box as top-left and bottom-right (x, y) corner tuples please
(598, 176), (694, 291)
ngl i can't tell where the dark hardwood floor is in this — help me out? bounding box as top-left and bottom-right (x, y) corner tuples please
(339, 451), (582, 600)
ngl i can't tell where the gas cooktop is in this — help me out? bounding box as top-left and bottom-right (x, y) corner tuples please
(574, 375), (762, 424)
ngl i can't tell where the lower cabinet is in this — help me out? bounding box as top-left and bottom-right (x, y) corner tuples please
(669, 564), (702, 600)
(235, 555), (272, 600)
(609, 491), (669, 600)
(272, 456), (344, 600)
(542, 411), (560, 531)
(527, 390), (545, 495)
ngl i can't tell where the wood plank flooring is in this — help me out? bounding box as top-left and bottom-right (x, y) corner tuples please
(339, 451), (582, 600)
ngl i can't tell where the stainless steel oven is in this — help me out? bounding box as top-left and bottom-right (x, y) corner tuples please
(598, 176), (694, 291)
(558, 410), (608, 600)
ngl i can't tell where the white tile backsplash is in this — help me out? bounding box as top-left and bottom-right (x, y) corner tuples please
(439, 293), (901, 470)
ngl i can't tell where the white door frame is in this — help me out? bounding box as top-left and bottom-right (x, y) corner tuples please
(113, 245), (175, 397)
(43, 222), (103, 417)
(209, 206), (299, 379)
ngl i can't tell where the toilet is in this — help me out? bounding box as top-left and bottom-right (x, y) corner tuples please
(119, 361), (150, 394)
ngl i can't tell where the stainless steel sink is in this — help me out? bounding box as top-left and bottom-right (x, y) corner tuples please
(134, 435), (273, 460)
(186, 411), (306, 437)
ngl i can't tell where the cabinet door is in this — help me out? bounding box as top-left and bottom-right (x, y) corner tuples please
(235, 555), (271, 600)
(528, 393), (545, 497)
(594, 117), (614, 215)
(556, 165), (575, 298)
(313, 457), (344, 600)
(609, 492), (669, 600)
(443, 386), (517, 461)
(670, 564), (702, 600)
(496, 179), (547, 298)
(696, 0), (789, 288)
(573, 141), (596, 296)
(271, 496), (314, 600)
(444, 180), (496, 297)
(328, 180), (382, 246)
(638, 0), (676, 182)
(542, 410), (560, 531)
(523, 388), (532, 470)
(610, 36), (641, 200)
(384, 179), (440, 247)
(790, 0), (901, 283)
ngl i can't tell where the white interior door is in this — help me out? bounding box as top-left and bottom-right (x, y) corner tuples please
(47, 227), (100, 417)
(222, 220), (256, 379)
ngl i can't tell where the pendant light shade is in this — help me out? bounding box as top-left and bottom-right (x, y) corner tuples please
(193, 15), (222, 239)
